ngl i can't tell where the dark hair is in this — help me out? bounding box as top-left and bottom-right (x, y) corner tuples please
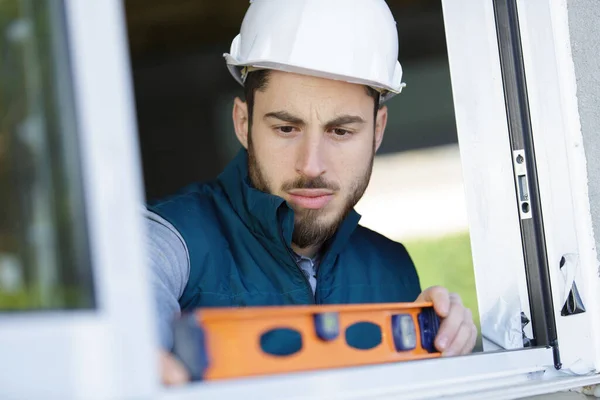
(243, 70), (271, 129)
(243, 70), (381, 129)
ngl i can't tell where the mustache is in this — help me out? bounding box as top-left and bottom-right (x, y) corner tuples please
(281, 176), (340, 192)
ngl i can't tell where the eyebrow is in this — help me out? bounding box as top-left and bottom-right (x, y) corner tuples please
(324, 115), (366, 129)
(264, 111), (366, 128)
(264, 111), (305, 126)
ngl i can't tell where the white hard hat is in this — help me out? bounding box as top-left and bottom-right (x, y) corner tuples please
(223, 0), (405, 103)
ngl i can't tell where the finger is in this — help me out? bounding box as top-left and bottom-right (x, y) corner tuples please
(459, 324), (479, 355)
(160, 351), (190, 386)
(449, 292), (463, 306)
(416, 286), (451, 317)
(435, 300), (469, 352)
(442, 322), (473, 356)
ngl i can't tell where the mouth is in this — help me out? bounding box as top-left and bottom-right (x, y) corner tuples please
(287, 189), (335, 209)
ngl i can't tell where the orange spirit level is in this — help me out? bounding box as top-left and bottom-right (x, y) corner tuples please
(172, 302), (441, 381)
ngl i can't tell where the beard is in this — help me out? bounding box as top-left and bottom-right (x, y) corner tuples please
(247, 133), (374, 249)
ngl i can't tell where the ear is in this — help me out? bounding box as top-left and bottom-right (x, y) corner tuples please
(374, 105), (388, 152)
(232, 97), (249, 149)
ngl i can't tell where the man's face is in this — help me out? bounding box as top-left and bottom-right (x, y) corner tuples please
(235, 71), (387, 249)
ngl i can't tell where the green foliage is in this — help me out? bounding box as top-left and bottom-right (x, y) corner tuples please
(0, 285), (90, 310)
(404, 231), (482, 350)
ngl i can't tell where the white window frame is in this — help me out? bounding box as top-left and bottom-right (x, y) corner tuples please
(2, 0), (600, 399)
(516, 0), (600, 374)
(443, 0), (534, 352)
(0, 1), (158, 399)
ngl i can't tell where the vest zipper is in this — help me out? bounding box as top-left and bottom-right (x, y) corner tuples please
(314, 258), (321, 304)
(280, 231), (316, 304)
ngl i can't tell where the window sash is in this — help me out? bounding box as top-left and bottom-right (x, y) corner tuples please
(442, 0), (533, 351)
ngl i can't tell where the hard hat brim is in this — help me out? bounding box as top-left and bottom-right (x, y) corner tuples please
(224, 53), (405, 103)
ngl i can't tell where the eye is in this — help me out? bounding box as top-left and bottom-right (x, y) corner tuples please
(276, 126), (297, 135)
(331, 128), (351, 137)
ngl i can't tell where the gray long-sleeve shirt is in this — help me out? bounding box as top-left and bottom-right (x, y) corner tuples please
(145, 210), (319, 350)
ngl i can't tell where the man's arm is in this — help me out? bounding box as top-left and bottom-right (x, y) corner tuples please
(144, 209), (190, 350)
(145, 209), (192, 384)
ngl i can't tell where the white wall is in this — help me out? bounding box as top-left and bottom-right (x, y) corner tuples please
(568, 0), (600, 257)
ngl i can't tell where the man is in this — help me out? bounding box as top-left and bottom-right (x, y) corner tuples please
(148, 0), (477, 384)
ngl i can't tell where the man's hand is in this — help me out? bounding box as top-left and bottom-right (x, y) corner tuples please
(160, 350), (190, 386)
(416, 286), (477, 356)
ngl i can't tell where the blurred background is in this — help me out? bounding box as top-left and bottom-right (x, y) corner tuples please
(0, 0), (479, 344)
(0, 1), (94, 310)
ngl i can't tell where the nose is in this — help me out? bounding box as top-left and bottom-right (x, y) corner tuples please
(295, 131), (326, 178)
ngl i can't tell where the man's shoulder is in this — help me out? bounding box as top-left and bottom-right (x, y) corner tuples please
(350, 224), (410, 255)
(148, 181), (222, 211)
(147, 180), (231, 226)
(340, 224), (421, 296)
(146, 180), (228, 241)
(346, 224), (416, 271)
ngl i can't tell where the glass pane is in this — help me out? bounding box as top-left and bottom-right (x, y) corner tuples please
(0, 0), (94, 310)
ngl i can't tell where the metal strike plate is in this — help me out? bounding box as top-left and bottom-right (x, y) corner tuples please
(513, 150), (532, 220)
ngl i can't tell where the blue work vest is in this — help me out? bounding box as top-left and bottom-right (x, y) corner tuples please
(149, 149), (421, 353)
